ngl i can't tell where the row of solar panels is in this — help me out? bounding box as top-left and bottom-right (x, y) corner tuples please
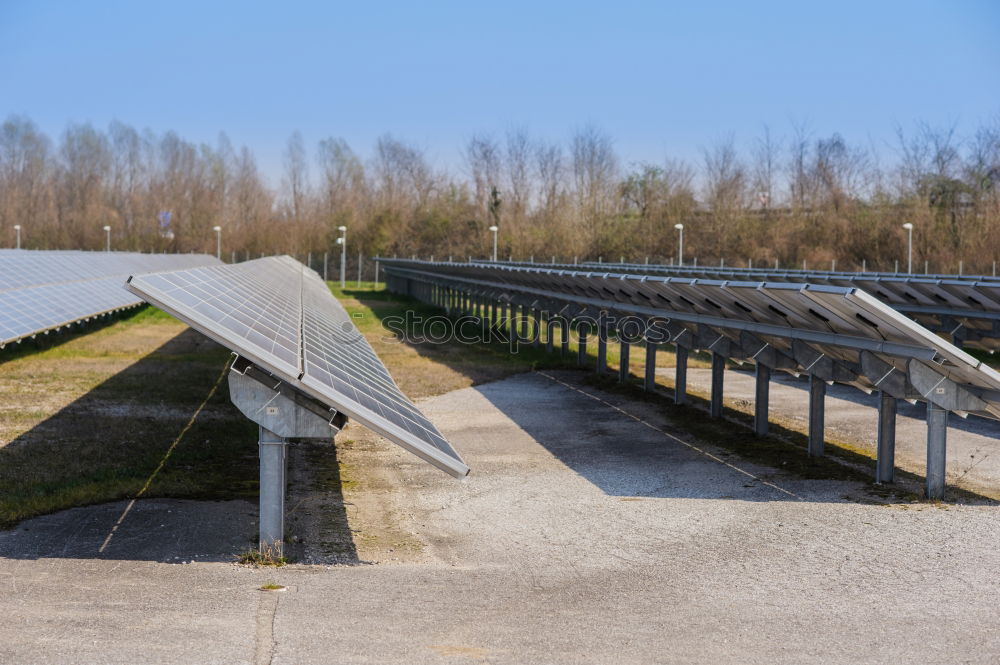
(0, 249), (467, 478)
(383, 260), (1000, 421)
(475, 259), (1000, 351)
(0, 250), (221, 348)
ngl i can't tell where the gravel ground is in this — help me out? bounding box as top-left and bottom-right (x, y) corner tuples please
(2, 370), (1000, 664)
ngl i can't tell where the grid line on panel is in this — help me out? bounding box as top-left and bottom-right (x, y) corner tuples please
(0, 251), (220, 346)
(125, 256), (466, 476)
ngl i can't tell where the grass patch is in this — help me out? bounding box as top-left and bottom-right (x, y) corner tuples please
(260, 582), (286, 590)
(237, 546), (287, 567)
(0, 310), (259, 529)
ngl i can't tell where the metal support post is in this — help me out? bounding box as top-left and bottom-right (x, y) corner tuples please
(258, 426), (288, 555)
(532, 309), (540, 347)
(229, 363), (342, 558)
(926, 402), (948, 499)
(561, 317), (570, 355)
(619, 341), (630, 384)
(578, 328), (587, 366)
(710, 352), (725, 418)
(675, 346), (688, 405)
(519, 306), (528, 343)
(546, 316), (554, 353)
(644, 343), (656, 391)
(808, 375), (826, 457)
(876, 391), (897, 484)
(754, 363), (770, 436)
(596, 314), (608, 373)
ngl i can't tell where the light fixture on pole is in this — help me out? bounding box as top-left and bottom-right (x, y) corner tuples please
(13, 224), (21, 250)
(338, 226), (347, 289)
(213, 226), (222, 260)
(674, 223), (684, 266)
(103, 225), (111, 252)
(488, 225), (498, 262)
(902, 223), (913, 274)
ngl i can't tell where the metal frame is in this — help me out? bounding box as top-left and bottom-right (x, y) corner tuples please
(384, 259), (1000, 500)
(486, 258), (1000, 351)
(128, 257), (470, 553)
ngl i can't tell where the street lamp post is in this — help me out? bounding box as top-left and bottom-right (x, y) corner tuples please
(674, 223), (684, 266)
(338, 226), (347, 289)
(213, 226), (222, 260)
(489, 225), (498, 262)
(13, 224), (21, 249)
(902, 223), (913, 274)
(103, 225), (111, 252)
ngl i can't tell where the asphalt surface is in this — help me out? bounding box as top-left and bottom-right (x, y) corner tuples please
(2, 370), (1000, 664)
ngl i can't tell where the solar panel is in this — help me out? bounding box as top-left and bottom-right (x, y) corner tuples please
(382, 260), (1000, 420)
(479, 259), (1000, 351)
(0, 250), (221, 348)
(126, 256), (469, 478)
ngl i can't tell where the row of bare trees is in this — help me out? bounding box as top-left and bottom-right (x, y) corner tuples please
(1, 114), (998, 272)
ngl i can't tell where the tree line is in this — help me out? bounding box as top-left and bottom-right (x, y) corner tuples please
(1, 114), (998, 273)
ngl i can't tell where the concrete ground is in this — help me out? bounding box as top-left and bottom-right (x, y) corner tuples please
(3, 370), (1000, 664)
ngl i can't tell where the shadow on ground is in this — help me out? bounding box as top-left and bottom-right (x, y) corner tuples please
(350, 288), (996, 505)
(0, 324), (358, 564)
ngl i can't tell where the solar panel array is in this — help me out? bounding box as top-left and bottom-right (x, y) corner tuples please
(383, 260), (1000, 420)
(479, 259), (1000, 351)
(0, 250), (220, 348)
(126, 256), (468, 478)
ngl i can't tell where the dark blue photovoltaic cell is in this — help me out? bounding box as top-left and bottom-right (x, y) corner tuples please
(126, 256), (468, 478)
(0, 250), (220, 347)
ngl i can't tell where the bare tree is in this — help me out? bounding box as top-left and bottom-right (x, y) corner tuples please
(283, 130), (309, 223)
(703, 135), (746, 258)
(570, 124), (618, 252)
(751, 124), (779, 211)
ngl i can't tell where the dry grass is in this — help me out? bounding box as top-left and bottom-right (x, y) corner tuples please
(0, 307), (258, 528)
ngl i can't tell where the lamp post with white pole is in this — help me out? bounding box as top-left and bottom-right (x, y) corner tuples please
(13, 224), (21, 249)
(902, 223), (913, 274)
(103, 225), (111, 252)
(674, 223), (684, 266)
(338, 226), (347, 289)
(489, 225), (498, 262)
(213, 226), (222, 261)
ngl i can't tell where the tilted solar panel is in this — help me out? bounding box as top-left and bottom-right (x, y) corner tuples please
(382, 260), (1000, 420)
(0, 250), (221, 348)
(126, 256), (469, 478)
(488, 259), (1000, 350)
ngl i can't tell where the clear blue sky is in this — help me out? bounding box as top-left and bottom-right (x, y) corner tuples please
(1, 0), (997, 184)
